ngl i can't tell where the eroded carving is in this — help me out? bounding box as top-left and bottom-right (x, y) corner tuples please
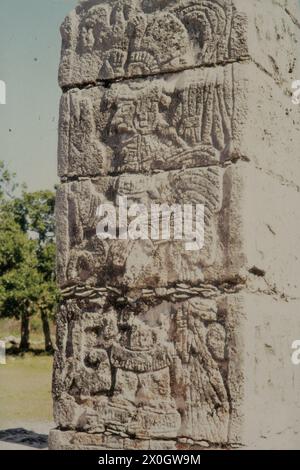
(59, 0), (244, 86)
(56, 167), (225, 288)
(59, 65), (235, 177)
(52, 0), (300, 451)
(53, 294), (229, 443)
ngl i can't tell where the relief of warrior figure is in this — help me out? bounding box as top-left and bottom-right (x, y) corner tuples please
(79, 307), (181, 437)
(110, 310), (177, 412)
(174, 300), (230, 442)
(108, 83), (187, 171)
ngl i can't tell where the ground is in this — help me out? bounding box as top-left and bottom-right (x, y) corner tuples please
(0, 318), (54, 450)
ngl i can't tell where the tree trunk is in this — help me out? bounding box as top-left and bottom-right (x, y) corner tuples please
(19, 311), (30, 351)
(41, 310), (53, 352)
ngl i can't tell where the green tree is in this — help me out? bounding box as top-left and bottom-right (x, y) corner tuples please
(12, 190), (58, 352)
(0, 162), (57, 352)
(0, 160), (20, 199)
(0, 208), (41, 350)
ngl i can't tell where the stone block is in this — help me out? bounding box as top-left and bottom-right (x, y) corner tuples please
(227, 293), (300, 449)
(55, 166), (233, 289)
(52, 293), (231, 446)
(59, 0), (300, 89)
(50, 292), (300, 449)
(228, 163), (300, 299)
(58, 62), (300, 185)
(56, 161), (300, 297)
(58, 64), (235, 177)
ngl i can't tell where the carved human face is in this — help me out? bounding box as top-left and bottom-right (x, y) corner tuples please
(80, 26), (95, 50)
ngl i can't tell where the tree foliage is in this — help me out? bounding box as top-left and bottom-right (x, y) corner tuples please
(0, 162), (57, 352)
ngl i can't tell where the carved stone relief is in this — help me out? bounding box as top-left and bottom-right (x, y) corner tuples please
(58, 66), (235, 177)
(51, 0), (300, 450)
(59, 0), (245, 86)
(53, 293), (229, 444)
(56, 167), (229, 289)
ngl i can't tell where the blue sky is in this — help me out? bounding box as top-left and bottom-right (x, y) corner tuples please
(0, 0), (78, 191)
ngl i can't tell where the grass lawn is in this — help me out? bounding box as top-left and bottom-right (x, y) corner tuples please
(0, 317), (55, 429)
(0, 354), (53, 428)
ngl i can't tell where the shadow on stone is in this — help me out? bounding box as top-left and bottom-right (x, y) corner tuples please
(0, 428), (48, 449)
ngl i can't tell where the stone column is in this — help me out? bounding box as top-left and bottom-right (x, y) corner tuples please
(49, 0), (300, 450)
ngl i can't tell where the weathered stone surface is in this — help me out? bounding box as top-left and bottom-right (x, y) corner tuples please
(52, 294), (230, 446)
(232, 62), (300, 186)
(50, 292), (300, 449)
(53, 158), (300, 447)
(56, 161), (300, 297)
(227, 293), (300, 449)
(58, 62), (300, 184)
(59, 0), (245, 86)
(56, 167), (230, 289)
(229, 163), (300, 299)
(48, 429), (177, 450)
(52, 0), (300, 451)
(58, 64), (235, 177)
(59, 0), (300, 88)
